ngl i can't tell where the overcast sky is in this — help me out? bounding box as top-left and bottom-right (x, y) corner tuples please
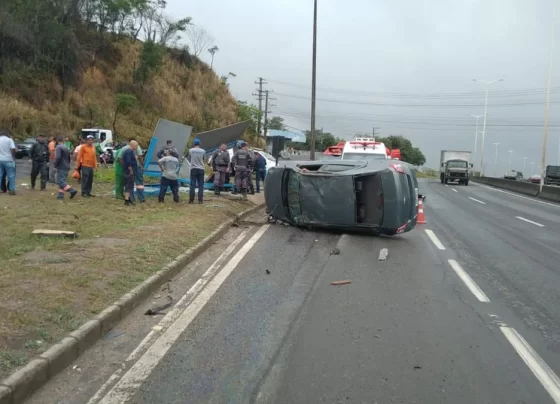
(168, 0), (559, 173)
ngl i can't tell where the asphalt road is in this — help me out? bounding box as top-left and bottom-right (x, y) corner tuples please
(26, 179), (560, 404)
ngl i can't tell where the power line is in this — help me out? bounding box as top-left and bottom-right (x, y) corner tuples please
(272, 92), (560, 107)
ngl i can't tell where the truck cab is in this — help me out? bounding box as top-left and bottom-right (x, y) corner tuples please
(441, 159), (471, 185)
(80, 128), (114, 152)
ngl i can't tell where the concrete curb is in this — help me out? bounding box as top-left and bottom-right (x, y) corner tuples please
(0, 202), (265, 404)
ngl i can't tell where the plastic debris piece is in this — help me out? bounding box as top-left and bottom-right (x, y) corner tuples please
(330, 248), (340, 255)
(378, 248), (389, 261)
(331, 280), (352, 286)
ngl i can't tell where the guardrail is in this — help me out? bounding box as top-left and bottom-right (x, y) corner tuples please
(472, 177), (560, 203)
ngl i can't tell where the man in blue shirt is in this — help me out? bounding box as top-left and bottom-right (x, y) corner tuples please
(187, 138), (206, 204)
(254, 152), (267, 193)
(122, 140), (139, 206)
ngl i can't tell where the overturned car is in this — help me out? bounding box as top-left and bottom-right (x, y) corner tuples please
(264, 160), (419, 236)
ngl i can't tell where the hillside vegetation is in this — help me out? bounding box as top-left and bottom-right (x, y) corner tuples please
(0, 0), (242, 146)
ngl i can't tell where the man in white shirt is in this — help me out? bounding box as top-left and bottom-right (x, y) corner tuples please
(0, 129), (17, 195)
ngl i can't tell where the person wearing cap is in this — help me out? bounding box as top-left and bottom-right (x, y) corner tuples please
(48, 136), (57, 184)
(210, 143), (230, 195)
(54, 136), (77, 199)
(187, 138), (206, 204)
(232, 141), (253, 200)
(29, 134), (49, 191)
(77, 134), (98, 197)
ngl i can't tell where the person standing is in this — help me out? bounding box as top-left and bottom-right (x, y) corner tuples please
(187, 138), (206, 204)
(121, 140), (139, 206)
(0, 129), (16, 195)
(54, 136), (77, 200)
(77, 135), (97, 197)
(64, 137), (73, 153)
(113, 144), (126, 199)
(157, 149), (180, 203)
(254, 152), (267, 193)
(232, 142), (253, 200)
(247, 148), (256, 195)
(157, 140), (179, 159)
(48, 136), (57, 184)
(29, 134), (49, 191)
(211, 143), (230, 195)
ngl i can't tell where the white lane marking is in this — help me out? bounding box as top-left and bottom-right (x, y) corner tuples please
(475, 183), (560, 208)
(516, 216), (545, 228)
(98, 225), (270, 404)
(500, 326), (560, 403)
(87, 228), (252, 404)
(468, 197), (487, 205)
(452, 188), (458, 193)
(425, 229), (445, 250)
(445, 184), (449, 187)
(448, 259), (490, 302)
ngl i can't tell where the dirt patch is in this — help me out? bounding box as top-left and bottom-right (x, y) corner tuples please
(0, 167), (252, 378)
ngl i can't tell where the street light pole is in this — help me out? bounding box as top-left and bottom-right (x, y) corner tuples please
(473, 79), (504, 176)
(531, 162), (535, 176)
(540, 4), (556, 192)
(493, 142), (500, 176)
(508, 150), (514, 170)
(522, 157), (528, 175)
(309, 0), (318, 161)
(470, 114), (483, 169)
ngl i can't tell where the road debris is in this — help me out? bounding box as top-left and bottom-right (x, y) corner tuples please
(414, 365), (422, 370)
(32, 229), (78, 238)
(152, 325), (164, 332)
(265, 269), (271, 275)
(103, 330), (124, 340)
(378, 248), (389, 261)
(331, 280), (352, 286)
(330, 248), (340, 255)
(145, 295), (173, 316)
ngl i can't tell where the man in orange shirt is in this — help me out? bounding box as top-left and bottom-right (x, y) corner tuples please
(77, 135), (98, 197)
(48, 136), (57, 184)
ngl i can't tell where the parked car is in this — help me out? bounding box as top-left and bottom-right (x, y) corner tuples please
(529, 175), (541, 184)
(264, 159), (419, 236)
(15, 138), (37, 159)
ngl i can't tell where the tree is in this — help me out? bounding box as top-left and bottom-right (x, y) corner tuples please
(376, 135), (426, 166)
(237, 101), (262, 139)
(208, 45), (219, 69)
(113, 93), (137, 135)
(185, 26), (214, 57)
(268, 116), (285, 131)
(157, 15), (191, 46)
(134, 39), (165, 85)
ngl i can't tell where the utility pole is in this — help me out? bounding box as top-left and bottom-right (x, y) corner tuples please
(540, 5), (556, 193)
(309, 0), (318, 160)
(263, 90), (276, 147)
(253, 77), (267, 138)
(508, 150), (514, 170)
(470, 114), (483, 170)
(473, 79), (504, 176)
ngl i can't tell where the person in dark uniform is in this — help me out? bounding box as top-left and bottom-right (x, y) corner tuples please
(254, 152), (267, 193)
(211, 143), (230, 195)
(232, 142), (253, 200)
(29, 134), (49, 190)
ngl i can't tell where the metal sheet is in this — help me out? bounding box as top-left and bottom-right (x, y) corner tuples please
(144, 119), (193, 173)
(196, 121), (251, 151)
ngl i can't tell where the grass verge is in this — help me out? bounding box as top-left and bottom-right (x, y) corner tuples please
(0, 166), (250, 378)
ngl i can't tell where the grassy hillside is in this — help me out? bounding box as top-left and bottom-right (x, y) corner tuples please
(0, 38), (238, 146)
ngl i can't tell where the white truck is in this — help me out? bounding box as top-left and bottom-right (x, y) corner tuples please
(440, 150), (473, 185)
(80, 128), (114, 151)
(341, 137), (389, 161)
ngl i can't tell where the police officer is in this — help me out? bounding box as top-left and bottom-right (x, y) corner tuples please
(211, 143), (230, 195)
(232, 142), (253, 200)
(29, 134), (49, 190)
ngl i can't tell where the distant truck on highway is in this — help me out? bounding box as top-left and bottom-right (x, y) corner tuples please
(440, 150), (472, 185)
(544, 165), (560, 185)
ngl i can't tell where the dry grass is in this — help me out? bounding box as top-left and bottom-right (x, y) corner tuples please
(0, 167), (250, 378)
(0, 40), (239, 147)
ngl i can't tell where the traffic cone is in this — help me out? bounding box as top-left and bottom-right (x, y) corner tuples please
(417, 198), (427, 224)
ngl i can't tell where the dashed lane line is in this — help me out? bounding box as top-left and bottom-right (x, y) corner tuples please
(469, 197), (487, 205)
(448, 259), (490, 302)
(516, 216), (545, 228)
(425, 229), (446, 250)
